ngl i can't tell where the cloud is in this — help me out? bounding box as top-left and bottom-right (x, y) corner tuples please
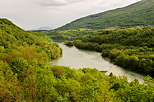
(37, 0), (84, 6)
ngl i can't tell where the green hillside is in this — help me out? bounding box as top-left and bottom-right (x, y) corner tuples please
(57, 0), (154, 30)
(0, 18), (61, 101)
(72, 26), (154, 76)
(0, 18), (62, 59)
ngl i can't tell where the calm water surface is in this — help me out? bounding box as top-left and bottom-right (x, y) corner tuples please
(49, 43), (145, 83)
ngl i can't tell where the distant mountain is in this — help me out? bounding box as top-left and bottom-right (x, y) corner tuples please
(57, 0), (154, 30)
(32, 26), (52, 31)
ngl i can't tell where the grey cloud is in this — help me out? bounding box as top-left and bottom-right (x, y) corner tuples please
(38, 0), (83, 6)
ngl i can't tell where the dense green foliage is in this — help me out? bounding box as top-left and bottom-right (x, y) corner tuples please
(73, 27), (154, 76)
(57, 0), (154, 30)
(0, 18), (62, 59)
(63, 41), (74, 47)
(37, 29), (98, 41)
(1, 18), (154, 102)
(1, 62), (154, 101)
(0, 18), (61, 101)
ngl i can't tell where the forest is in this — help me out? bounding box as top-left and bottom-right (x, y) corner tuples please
(0, 18), (154, 102)
(72, 27), (154, 77)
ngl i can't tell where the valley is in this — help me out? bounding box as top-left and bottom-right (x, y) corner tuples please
(0, 0), (154, 101)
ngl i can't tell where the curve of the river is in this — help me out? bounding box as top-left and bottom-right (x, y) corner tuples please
(49, 43), (145, 83)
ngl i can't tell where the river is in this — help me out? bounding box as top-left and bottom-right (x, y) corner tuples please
(49, 43), (145, 83)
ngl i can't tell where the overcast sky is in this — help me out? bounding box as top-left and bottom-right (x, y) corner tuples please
(0, 0), (141, 30)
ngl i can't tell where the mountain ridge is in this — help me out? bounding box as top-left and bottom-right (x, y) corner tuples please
(57, 0), (154, 30)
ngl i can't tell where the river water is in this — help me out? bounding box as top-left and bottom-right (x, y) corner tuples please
(49, 43), (145, 83)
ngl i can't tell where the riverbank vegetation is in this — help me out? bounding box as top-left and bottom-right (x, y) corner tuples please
(63, 41), (74, 47)
(37, 28), (98, 41)
(73, 27), (154, 77)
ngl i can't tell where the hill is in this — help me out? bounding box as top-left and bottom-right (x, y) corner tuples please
(57, 0), (154, 30)
(0, 18), (62, 59)
(0, 18), (61, 101)
(32, 26), (52, 31)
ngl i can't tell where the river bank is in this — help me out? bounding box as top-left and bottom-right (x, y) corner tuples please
(49, 43), (145, 83)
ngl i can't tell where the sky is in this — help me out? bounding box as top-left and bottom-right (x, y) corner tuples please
(0, 0), (141, 30)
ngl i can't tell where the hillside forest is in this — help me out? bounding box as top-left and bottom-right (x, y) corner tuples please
(57, 0), (154, 30)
